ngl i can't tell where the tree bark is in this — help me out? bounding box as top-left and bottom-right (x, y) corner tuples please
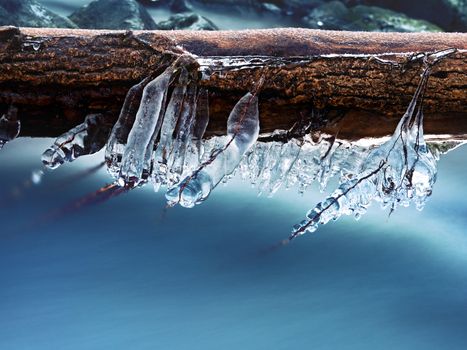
(0, 26), (466, 140)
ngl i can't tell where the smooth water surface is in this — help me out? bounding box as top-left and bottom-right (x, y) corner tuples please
(1, 138), (467, 349)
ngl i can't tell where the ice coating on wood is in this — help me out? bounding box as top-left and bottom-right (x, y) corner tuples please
(165, 92), (260, 208)
(290, 66), (437, 239)
(0, 106), (20, 150)
(41, 114), (109, 170)
(117, 68), (171, 187)
(105, 77), (151, 179)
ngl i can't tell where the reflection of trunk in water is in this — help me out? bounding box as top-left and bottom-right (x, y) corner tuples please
(15, 48), (462, 238)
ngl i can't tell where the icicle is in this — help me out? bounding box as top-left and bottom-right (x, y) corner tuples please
(265, 140), (301, 196)
(290, 65), (437, 239)
(0, 106), (20, 150)
(166, 82), (198, 186)
(117, 68), (172, 187)
(42, 114), (109, 170)
(116, 54), (200, 188)
(166, 92), (259, 208)
(192, 88), (210, 162)
(256, 142), (282, 195)
(105, 76), (152, 179)
(151, 83), (187, 191)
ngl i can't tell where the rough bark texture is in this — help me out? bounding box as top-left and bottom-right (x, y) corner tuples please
(0, 26), (466, 139)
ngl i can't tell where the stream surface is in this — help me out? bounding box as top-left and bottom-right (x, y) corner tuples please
(1, 138), (467, 350)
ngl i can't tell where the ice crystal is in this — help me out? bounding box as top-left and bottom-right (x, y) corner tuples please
(105, 76), (152, 179)
(117, 68), (172, 187)
(290, 65), (437, 239)
(104, 55), (201, 189)
(240, 135), (371, 197)
(0, 106), (20, 151)
(166, 92), (260, 208)
(34, 50), (454, 241)
(42, 114), (109, 169)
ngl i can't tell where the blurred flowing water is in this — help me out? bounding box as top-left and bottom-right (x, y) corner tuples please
(1, 138), (467, 350)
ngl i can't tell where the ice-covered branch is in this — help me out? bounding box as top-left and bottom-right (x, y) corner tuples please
(28, 41), (462, 242)
(289, 58), (440, 239)
(1, 27), (466, 138)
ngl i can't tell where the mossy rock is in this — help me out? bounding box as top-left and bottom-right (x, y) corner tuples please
(69, 0), (157, 30)
(0, 0), (77, 28)
(156, 12), (218, 30)
(303, 1), (442, 32)
(353, 0), (466, 31)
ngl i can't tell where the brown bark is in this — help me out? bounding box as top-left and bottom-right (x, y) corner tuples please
(0, 26), (466, 139)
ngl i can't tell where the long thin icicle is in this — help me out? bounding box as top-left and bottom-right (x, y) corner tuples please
(166, 92), (260, 208)
(192, 88), (210, 162)
(168, 82), (198, 185)
(151, 83), (187, 190)
(117, 68), (172, 187)
(105, 76), (152, 178)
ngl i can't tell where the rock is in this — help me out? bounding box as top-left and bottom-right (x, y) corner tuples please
(168, 0), (192, 13)
(303, 1), (348, 29)
(69, 0), (157, 30)
(303, 1), (442, 32)
(190, 0), (263, 14)
(348, 0), (466, 31)
(280, 0), (324, 17)
(0, 0), (77, 28)
(156, 12), (218, 30)
(352, 5), (443, 32)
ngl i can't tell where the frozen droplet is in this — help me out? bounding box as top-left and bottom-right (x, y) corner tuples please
(167, 92), (260, 208)
(42, 114), (109, 169)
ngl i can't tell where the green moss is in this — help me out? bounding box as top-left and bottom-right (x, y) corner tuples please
(303, 1), (443, 32)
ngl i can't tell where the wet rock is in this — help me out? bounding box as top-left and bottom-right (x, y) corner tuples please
(0, 0), (77, 28)
(191, 0), (261, 14)
(156, 12), (218, 30)
(168, 0), (191, 12)
(348, 0), (467, 32)
(69, 0), (157, 30)
(303, 1), (442, 32)
(280, 0), (324, 17)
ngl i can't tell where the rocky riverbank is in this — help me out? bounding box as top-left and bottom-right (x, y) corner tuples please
(0, 0), (465, 32)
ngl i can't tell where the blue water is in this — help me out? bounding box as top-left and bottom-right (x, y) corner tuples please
(1, 138), (467, 349)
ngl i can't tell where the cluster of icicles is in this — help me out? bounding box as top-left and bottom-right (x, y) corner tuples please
(32, 53), (439, 240)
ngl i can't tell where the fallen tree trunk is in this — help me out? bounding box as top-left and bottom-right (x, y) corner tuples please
(0, 26), (466, 140)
